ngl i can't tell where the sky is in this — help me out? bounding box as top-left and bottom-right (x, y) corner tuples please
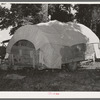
(0, 3), (11, 9)
(0, 28), (12, 43)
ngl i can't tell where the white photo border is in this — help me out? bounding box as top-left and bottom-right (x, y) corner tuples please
(0, 1), (100, 99)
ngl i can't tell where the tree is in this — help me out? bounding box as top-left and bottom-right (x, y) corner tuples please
(0, 5), (11, 30)
(0, 4), (74, 35)
(74, 4), (94, 28)
(48, 4), (74, 22)
(0, 4), (43, 35)
(42, 4), (48, 22)
(74, 4), (100, 38)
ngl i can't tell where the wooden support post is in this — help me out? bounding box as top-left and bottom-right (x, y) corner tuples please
(9, 54), (14, 66)
(11, 54), (14, 65)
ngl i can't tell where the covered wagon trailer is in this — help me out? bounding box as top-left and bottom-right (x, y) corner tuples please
(5, 20), (100, 71)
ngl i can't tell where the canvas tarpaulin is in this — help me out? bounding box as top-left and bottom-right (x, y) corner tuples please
(6, 20), (100, 69)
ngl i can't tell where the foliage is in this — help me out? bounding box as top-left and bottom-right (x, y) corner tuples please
(48, 4), (74, 22)
(0, 6), (11, 29)
(0, 4), (74, 35)
(74, 4), (93, 28)
(0, 4), (43, 35)
(74, 4), (100, 28)
(74, 4), (100, 38)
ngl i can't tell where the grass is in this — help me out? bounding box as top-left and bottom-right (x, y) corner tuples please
(0, 62), (100, 91)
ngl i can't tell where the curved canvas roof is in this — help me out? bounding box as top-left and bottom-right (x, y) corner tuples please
(6, 20), (99, 53)
(67, 22), (99, 43)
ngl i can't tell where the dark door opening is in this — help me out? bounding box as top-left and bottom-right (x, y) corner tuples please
(10, 40), (38, 67)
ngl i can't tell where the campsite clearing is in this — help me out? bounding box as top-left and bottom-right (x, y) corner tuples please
(0, 62), (100, 91)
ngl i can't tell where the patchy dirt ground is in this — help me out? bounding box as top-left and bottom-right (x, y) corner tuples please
(0, 62), (100, 91)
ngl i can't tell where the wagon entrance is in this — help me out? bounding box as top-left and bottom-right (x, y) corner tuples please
(10, 40), (38, 67)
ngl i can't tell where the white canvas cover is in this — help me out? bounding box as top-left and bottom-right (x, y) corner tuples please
(6, 20), (100, 69)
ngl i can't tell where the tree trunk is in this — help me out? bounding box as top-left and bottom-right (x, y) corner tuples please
(42, 4), (48, 22)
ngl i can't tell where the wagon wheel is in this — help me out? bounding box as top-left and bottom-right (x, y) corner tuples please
(67, 62), (80, 72)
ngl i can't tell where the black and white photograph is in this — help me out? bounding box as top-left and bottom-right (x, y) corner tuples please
(1, 1), (100, 97)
